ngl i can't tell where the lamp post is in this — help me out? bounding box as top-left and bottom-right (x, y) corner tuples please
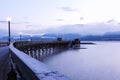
(30, 35), (33, 41)
(19, 32), (22, 41)
(7, 18), (11, 45)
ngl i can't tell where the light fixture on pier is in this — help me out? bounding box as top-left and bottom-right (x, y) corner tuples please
(7, 18), (11, 45)
(30, 35), (33, 41)
(19, 32), (23, 41)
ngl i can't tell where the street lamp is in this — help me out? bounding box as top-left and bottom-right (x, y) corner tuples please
(30, 35), (33, 41)
(7, 18), (11, 45)
(19, 32), (22, 41)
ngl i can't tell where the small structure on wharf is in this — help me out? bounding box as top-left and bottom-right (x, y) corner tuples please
(57, 38), (64, 41)
(71, 38), (80, 49)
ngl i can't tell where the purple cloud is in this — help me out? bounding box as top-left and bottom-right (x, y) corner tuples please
(12, 21), (30, 24)
(80, 17), (84, 20)
(56, 19), (64, 21)
(57, 6), (77, 12)
(0, 21), (6, 23)
(107, 19), (116, 23)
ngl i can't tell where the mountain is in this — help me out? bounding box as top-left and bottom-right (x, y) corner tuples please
(43, 33), (82, 40)
(104, 31), (120, 36)
(1, 32), (120, 41)
(43, 32), (120, 41)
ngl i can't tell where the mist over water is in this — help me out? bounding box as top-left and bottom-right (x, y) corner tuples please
(44, 42), (120, 80)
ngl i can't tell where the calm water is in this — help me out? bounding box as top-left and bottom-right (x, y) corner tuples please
(44, 42), (120, 80)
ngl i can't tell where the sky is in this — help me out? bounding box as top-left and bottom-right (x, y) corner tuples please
(0, 0), (120, 36)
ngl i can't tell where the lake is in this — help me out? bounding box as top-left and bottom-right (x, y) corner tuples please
(44, 42), (120, 80)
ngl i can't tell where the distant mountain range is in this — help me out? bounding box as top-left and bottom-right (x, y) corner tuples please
(1, 22), (120, 41)
(1, 31), (120, 41)
(43, 32), (120, 41)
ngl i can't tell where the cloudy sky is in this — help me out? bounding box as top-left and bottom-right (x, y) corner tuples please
(0, 0), (120, 36)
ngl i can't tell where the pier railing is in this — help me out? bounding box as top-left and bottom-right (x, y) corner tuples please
(9, 41), (70, 80)
(13, 41), (70, 61)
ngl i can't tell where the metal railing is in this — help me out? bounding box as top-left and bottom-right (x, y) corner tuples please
(9, 42), (70, 80)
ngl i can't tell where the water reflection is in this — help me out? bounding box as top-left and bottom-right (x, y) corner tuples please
(44, 42), (120, 80)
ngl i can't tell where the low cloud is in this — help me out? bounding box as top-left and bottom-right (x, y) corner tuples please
(25, 24), (43, 31)
(1, 20), (120, 36)
(26, 24), (42, 28)
(44, 22), (120, 35)
(23, 17), (29, 19)
(0, 29), (8, 36)
(0, 21), (6, 23)
(57, 6), (77, 12)
(0, 21), (30, 25)
(56, 19), (64, 21)
(12, 21), (31, 24)
(80, 17), (84, 20)
(107, 19), (116, 23)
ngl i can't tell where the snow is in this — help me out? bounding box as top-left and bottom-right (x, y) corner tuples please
(9, 42), (70, 80)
